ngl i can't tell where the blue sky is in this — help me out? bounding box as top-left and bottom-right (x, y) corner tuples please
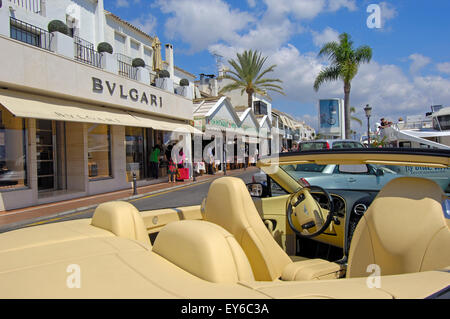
(105, 0), (450, 133)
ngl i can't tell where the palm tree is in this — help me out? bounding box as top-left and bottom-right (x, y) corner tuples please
(350, 107), (362, 140)
(219, 50), (285, 109)
(350, 106), (362, 127)
(313, 33), (372, 139)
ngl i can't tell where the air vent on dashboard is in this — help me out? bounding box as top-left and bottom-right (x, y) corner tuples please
(354, 203), (367, 215)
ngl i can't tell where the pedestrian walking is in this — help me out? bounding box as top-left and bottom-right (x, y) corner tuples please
(150, 145), (160, 179)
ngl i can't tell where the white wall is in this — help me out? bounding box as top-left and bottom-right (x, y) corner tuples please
(104, 14), (153, 67)
(6, 0), (99, 45)
(0, 35), (194, 120)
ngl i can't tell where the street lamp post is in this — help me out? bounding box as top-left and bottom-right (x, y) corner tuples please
(364, 104), (372, 147)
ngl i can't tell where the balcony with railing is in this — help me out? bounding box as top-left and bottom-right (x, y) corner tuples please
(116, 53), (138, 80)
(3, 15), (195, 104)
(9, 16), (51, 50)
(74, 36), (102, 68)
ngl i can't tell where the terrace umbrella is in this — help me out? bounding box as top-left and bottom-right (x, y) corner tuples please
(152, 36), (163, 72)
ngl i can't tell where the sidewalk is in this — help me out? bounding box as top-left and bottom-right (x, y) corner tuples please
(0, 166), (258, 229)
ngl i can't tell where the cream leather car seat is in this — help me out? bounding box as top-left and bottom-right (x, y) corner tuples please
(202, 177), (342, 281)
(91, 201), (151, 246)
(346, 177), (450, 278)
(202, 177), (292, 281)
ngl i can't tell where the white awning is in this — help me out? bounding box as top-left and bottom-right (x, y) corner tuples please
(0, 89), (200, 134)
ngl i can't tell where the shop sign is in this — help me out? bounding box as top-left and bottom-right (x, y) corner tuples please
(53, 111), (123, 124)
(208, 118), (237, 130)
(92, 77), (163, 108)
(193, 119), (204, 129)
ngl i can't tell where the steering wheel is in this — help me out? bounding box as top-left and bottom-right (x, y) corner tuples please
(286, 185), (335, 238)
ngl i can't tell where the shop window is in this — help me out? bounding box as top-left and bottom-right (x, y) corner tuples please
(254, 101), (268, 116)
(87, 124), (112, 179)
(125, 127), (145, 182)
(0, 107), (27, 190)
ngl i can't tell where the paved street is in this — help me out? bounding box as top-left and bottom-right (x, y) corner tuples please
(3, 169), (256, 232)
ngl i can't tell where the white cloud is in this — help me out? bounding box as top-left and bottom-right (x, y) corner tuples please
(247, 0), (257, 8)
(437, 62), (450, 74)
(327, 0), (357, 12)
(379, 1), (398, 27)
(409, 53), (431, 74)
(209, 20), (297, 57)
(263, 0), (356, 22)
(216, 44), (450, 133)
(296, 114), (319, 131)
(263, 0), (326, 20)
(149, 0), (445, 132)
(311, 27), (340, 47)
(115, 0), (141, 8)
(129, 14), (157, 35)
(156, 0), (254, 52)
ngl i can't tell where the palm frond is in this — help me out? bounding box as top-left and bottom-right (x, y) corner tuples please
(218, 49), (285, 105)
(313, 65), (341, 91)
(355, 45), (373, 64)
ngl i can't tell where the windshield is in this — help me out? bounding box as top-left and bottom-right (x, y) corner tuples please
(281, 163), (450, 193)
(299, 142), (328, 151)
(332, 141), (365, 149)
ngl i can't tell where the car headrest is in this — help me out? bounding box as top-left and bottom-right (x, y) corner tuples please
(152, 220), (255, 283)
(203, 177), (258, 236)
(347, 177), (450, 277)
(91, 201), (150, 246)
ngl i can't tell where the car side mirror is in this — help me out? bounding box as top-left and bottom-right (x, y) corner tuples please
(375, 168), (384, 176)
(246, 183), (269, 198)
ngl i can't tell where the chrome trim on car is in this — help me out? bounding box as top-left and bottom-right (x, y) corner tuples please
(354, 203), (367, 215)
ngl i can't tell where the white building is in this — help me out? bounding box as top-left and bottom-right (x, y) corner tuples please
(0, 0), (197, 210)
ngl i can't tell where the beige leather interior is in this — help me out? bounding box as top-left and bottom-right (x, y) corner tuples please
(91, 201), (151, 246)
(152, 220), (255, 283)
(203, 177), (337, 281)
(282, 259), (342, 281)
(347, 177), (450, 278)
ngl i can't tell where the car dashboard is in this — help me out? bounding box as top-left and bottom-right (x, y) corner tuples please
(311, 190), (378, 254)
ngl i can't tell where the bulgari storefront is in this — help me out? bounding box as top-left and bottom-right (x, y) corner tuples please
(0, 36), (195, 211)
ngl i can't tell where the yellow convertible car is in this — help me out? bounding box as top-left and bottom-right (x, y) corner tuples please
(0, 149), (449, 299)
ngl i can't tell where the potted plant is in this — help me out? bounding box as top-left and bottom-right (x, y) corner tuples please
(97, 42), (113, 54)
(48, 20), (69, 35)
(132, 58), (145, 68)
(131, 58), (150, 84)
(179, 78), (189, 86)
(177, 78), (192, 99)
(48, 20), (73, 58)
(97, 42), (117, 73)
(155, 69), (173, 92)
(158, 70), (170, 78)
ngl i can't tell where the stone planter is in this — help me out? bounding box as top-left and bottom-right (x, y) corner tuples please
(176, 85), (193, 99)
(136, 67), (150, 85)
(49, 31), (74, 59)
(155, 77), (174, 93)
(101, 52), (118, 74)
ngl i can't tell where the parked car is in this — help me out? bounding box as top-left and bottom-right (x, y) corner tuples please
(253, 163), (399, 191)
(298, 139), (365, 151)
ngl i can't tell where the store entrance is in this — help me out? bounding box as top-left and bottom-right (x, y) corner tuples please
(36, 120), (66, 192)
